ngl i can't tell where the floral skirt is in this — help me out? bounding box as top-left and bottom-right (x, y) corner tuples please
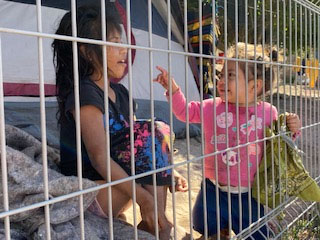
(110, 120), (173, 186)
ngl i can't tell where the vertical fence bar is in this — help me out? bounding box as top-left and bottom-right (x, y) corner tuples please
(245, 0), (251, 230)
(183, 0), (193, 238)
(312, 8), (316, 181)
(269, 0), (276, 212)
(198, 0), (208, 239)
(234, 0), (243, 238)
(0, 34), (11, 240)
(289, 0), (293, 115)
(261, 0), (269, 237)
(211, 2), (220, 240)
(295, 1), (298, 116)
(166, 1), (179, 238)
(253, 0), (260, 224)
(70, 0), (85, 238)
(282, 0), (289, 213)
(299, 0), (303, 165)
(316, 12), (318, 183)
(309, 9), (313, 179)
(276, 0), (282, 212)
(125, 1), (138, 239)
(302, 4), (308, 224)
(35, 1), (51, 239)
(100, 1), (114, 239)
(222, 0), (233, 237)
(147, 1), (159, 239)
(304, 6), (308, 178)
(316, 13), (320, 182)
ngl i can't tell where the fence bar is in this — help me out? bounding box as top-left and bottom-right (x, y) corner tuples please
(183, 0), (194, 238)
(35, 1), (51, 239)
(70, 0), (85, 238)
(210, 1), (221, 240)
(197, 0), (208, 239)
(125, 1), (138, 239)
(147, 0), (159, 239)
(100, 0), (114, 239)
(234, 0), (243, 238)
(0, 34), (11, 240)
(245, 0), (251, 233)
(1, 0), (320, 239)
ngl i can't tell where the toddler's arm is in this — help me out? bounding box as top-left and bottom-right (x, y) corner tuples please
(154, 66), (212, 124)
(153, 66), (180, 94)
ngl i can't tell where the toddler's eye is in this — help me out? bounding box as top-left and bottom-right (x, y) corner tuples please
(228, 72), (236, 78)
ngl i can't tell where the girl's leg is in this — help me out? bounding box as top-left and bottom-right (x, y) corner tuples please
(95, 180), (132, 218)
(141, 185), (172, 238)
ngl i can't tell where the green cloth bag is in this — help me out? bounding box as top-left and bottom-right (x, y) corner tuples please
(252, 113), (320, 208)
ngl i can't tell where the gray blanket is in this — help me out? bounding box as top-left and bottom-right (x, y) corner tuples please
(0, 125), (154, 240)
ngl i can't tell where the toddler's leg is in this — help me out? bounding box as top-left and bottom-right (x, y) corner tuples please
(231, 192), (268, 239)
(193, 179), (228, 237)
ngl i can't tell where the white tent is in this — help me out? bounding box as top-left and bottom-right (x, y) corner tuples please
(1, 0), (201, 144)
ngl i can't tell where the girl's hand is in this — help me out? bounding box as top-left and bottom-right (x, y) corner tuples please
(169, 170), (189, 193)
(154, 66), (180, 94)
(286, 113), (301, 134)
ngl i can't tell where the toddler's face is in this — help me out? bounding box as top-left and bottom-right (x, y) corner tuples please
(106, 30), (128, 79)
(217, 61), (256, 106)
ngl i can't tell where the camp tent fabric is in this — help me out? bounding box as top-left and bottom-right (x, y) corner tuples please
(1, 0), (201, 140)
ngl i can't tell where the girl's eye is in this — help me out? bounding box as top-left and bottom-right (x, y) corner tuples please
(108, 37), (122, 43)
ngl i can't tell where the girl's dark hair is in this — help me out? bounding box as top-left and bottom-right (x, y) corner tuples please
(227, 42), (278, 98)
(52, 4), (121, 124)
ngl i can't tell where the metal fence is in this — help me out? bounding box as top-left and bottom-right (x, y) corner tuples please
(0, 0), (320, 239)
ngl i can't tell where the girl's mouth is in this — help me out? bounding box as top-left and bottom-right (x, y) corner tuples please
(118, 59), (127, 65)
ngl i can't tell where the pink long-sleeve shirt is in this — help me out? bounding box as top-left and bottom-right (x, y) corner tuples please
(169, 89), (277, 187)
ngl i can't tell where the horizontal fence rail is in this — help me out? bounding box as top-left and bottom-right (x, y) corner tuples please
(0, 0), (319, 239)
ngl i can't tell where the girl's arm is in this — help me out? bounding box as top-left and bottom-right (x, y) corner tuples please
(73, 105), (165, 230)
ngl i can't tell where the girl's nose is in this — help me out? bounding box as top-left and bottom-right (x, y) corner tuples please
(120, 46), (128, 55)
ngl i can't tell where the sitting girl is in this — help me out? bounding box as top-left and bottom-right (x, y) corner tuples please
(53, 5), (187, 239)
(154, 43), (301, 239)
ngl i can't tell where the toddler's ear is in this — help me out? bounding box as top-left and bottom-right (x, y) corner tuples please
(255, 78), (264, 95)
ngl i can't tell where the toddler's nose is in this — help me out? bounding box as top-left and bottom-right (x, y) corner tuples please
(217, 78), (225, 86)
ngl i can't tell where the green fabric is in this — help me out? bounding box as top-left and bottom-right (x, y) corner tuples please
(252, 113), (320, 208)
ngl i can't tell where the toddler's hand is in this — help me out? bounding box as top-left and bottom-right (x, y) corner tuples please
(286, 113), (301, 134)
(154, 66), (179, 94)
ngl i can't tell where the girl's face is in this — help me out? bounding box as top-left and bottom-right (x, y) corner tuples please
(107, 30), (127, 79)
(217, 61), (258, 106)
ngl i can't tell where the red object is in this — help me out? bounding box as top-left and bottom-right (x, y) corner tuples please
(216, 52), (224, 64)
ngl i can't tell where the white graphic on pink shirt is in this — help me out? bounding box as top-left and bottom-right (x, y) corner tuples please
(210, 134), (226, 145)
(240, 115), (262, 135)
(216, 112), (233, 128)
(221, 151), (239, 166)
(248, 143), (261, 156)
